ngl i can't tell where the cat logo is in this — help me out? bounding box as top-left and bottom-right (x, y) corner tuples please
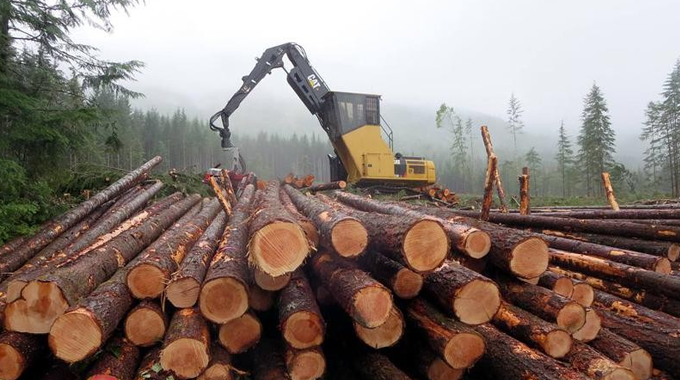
(307, 74), (321, 89)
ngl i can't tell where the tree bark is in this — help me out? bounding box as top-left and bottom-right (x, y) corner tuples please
(249, 181), (310, 277)
(481, 125), (508, 212)
(166, 211), (228, 308)
(422, 260), (500, 325)
(251, 338), (290, 380)
(199, 184), (255, 324)
(333, 191), (490, 259)
(160, 308), (211, 379)
(208, 176), (233, 216)
(310, 252), (393, 328)
(352, 351), (413, 380)
(124, 300), (168, 347)
(601, 172), (620, 211)
(0, 331), (42, 380)
(519, 173), (530, 215)
(481, 154), (498, 221)
(308, 180), (347, 193)
(135, 347), (174, 380)
(0, 156), (162, 279)
(217, 310), (262, 354)
(406, 298), (485, 369)
(562, 340), (634, 380)
(359, 250), (423, 299)
(536, 209), (680, 220)
(279, 269), (325, 349)
(4, 194), (200, 334)
(414, 342), (465, 380)
(280, 189), (319, 248)
(127, 198), (221, 299)
(85, 336), (141, 380)
(589, 328), (653, 380)
(284, 185), (368, 258)
(472, 323), (591, 380)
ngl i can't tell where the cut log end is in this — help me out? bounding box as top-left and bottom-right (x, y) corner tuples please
(48, 310), (101, 363)
(571, 283), (595, 307)
(248, 286), (274, 312)
(6, 280), (27, 303)
(353, 306), (404, 349)
(166, 278), (201, 308)
(5, 281), (69, 334)
(605, 368), (638, 380)
(453, 279), (501, 325)
(655, 258), (671, 274)
(510, 237), (549, 279)
(330, 219), (368, 258)
(572, 309), (601, 342)
(218, 313), (262, 354)
(287, 349), (326, 380)
(254, 269), (291, 291)
(283, 311), (325, 349)
(352, 285), (393, 328)
(444, 332), (485, 369)
(127, 264), (166, 299)
(668, 244), (680, 261)
(621, 349), (653, 380)
(199, 278), (248, 324)
(199, 365), (232, 380)
(464, 230), (492, 259)
(160, 338), (210, 379)
(556, 301), (587, 333)
(403, 220), (449, 272)
(0, 342), (26, 380)
(125, 307), (167, 347)
(544, 329), (573, 358)
(426, 357), (465, 380)
(250, 221), (309, 277)
(393, 268), (423, 299)
(552, 277), (574, 298)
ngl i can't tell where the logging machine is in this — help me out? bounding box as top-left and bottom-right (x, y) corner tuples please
(209, 43), (436, 186)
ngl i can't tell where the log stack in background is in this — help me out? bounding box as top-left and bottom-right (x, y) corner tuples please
(1, 163), (680, 380)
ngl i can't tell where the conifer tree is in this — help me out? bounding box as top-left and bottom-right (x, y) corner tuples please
(507, 93), (524, 157)
(555, 120), (574, 197)
(436, 103), (470, 191)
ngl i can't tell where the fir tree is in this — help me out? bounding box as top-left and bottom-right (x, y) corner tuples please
(555, 120), (574, 197)
(436, 103), (470, 192)
(507, 93), (524, 157)
(577, 83), (616, 196)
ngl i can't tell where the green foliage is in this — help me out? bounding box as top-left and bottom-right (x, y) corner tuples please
(555, 120), (575, 197)
(435, 103), (472, 192)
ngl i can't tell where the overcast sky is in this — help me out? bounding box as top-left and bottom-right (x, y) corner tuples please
(74, 0), (679, 145)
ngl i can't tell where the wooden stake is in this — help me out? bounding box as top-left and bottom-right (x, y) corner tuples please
(602, 172), (620, 211)
(481, 155), (497, 221)
(519, 166), (530, 215)
(480, 126), (508, 212)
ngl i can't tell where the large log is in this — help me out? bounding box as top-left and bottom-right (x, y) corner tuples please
(406, 298), (485, 369)
(197, 343), (233, 380)
(308, 180), (347, 193)
(537, 208), (680, 220)
(285, 345), (326, 380)
(414, 342), (465, 380)
(333, 191), (491, 259)
(353, 305), (404, 349)
(248, 285), (275, 312)
(84, 336), (140, 380)
(283, 185), (368, 258)
(165, 211), (228, 308)
(124, 300), (168, 347)
(572, 308), (602, 342)
(0, 156), (162, 280)
(317, 194), (450, 273)
(352, 351), (413, 380)
(249, 182), (310, 277)
(589, 328), (653, 380)
(127, 198), (222, 299)
(561, 340), (635, 380)
(310, 252), (393, 328)
(548, 249), (680, 300)
(4, 194), (200, 333)
(358, 250), (423, 299)
(422, 260), (500, 325)
(280, 189), (319, 248)
(538, 271), (574, 298)
(279, 269), (325, 349)
(199, 184), (255, 324)
(472, 323), (591, 380)
(536, 229), (680, 261)
(160, 308), (211, 379)
(550, 266), (680, 318)
(497, 277), (587, 333)
(601, 172), (621, 211)
(0, 331), (42, 380)
(218, 310), (262, 354)
(492, 301), (573, 358)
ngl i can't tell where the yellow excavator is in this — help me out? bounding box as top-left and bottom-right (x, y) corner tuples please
(209, 43), (436, 186)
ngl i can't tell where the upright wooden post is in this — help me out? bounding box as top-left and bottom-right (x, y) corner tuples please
(601, 172), (620, 211)
(481, 155), (498, 221)
(519, 167), (530, 215)
(480, 126), (508, 213)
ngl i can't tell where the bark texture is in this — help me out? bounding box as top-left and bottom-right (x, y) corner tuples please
(481, 125), (508, 212)
(352, 351), (413, 380)
(0, 331), (42, 380)
(588, 328), (653, 380)
(359, 250), (423, 299)
(278, 269), (325, 349)
(562, 340), (634, 380)
(85, 336), (140, 380)
(308, 181), (347, 193)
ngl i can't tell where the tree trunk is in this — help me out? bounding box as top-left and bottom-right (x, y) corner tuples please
(601, 172), (620, 211)
(127, 198), (221, 299)
(422, 260), (500, 325)
(481, 154), (498, 221)
(217, 310), (262, 354)
(548, 249), (680, 300)
(279, 269), (325, 349)
(359, 250), (423, 299)
(406, 298), (485, 369)
(414, 342), (465, 380)
(492, 301), (573, 358)
(497, 277), (587, 333)
(160, 308), (211, 379)
(333, 191), (491, 259)
(310, 252), (392, 328)
(0, 156), (162, 279)
(249, 182), (310, 277)
(285, 345), (326, 380)
(481, 126), (508, 212)
(538, 271), (574, 298)
(283, 185), (367, 258)
(308, 181), (347, 193)
(166, 211), (228, 308)
(85, 336), (140, 380)
(124, 300), (168, 347)
(279, 189), (319, 248)
(562, 340), (635, 380)
(354, 305), (404, 349)
(589, 328), (653, 380)
(535, 208), (680, 220)
(4, 194), (200, 334)
(197, 343), (233, 380)
(519, 173), (530, 215)
(0, 331), (42, 380)
(352, 351), (413, 380)
(199, 185), (255, 324)
(208, 176), (233, 216)
(472, 323), (591, 380)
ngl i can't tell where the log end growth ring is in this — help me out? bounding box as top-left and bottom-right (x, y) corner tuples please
(556, 301), (586, 333)
(668, 244), (680, 261)
(403, 220), (449, 273)
(571, 283), (594, 307)
(199, 278), (249, 324)
(330, 219), (368, 258)
(443, 332), (485, 369)
(654, 258), (671, 274)
(166, 278), (201, 308)
(572, 309), (601, 342)
(0, 342), (26, 380)
(283, 311), (325, 349)
(453, 279), (501, 325)
(124, 308), (167, 347)
(48, 309), (102, 363)
(254, 269), (291, 291)
(353, 306), (404, 349)
(160, 338), (210, 379)
(5, 281), (69, 334)
(552, 277), (574, 298)
(218, 313), (262, 354)
(427, 357), (465, 380)
(392, 268), (423, 299)
(352, 286), (393, 328)
(287, 349), (326, 380)
(250, 221), (309, 277)
(464, 230), (492, 259)
(544, 329), (572, 358)
(127, 264), (166, 299)
(510, 238), (549, 279)
(621, 349), (653, 380)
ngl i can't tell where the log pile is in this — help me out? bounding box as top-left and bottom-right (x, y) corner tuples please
(1, 162), (680, 380)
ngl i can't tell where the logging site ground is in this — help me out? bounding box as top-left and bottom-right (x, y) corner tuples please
(2, 1), (680, 380)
